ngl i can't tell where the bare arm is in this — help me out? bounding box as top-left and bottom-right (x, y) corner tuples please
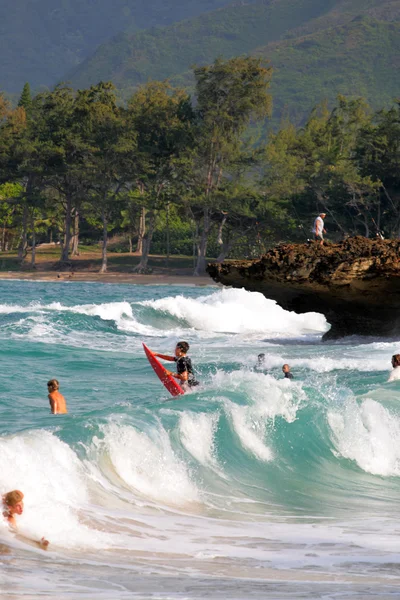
(164, 368), (188, 381)
(154, 353), (175, 362)
(48, 394), (57, 414)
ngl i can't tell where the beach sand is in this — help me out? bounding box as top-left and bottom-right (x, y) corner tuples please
(0, 270), (216, 286)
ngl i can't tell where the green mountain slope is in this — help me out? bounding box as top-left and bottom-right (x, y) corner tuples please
(68, 0), (400, 124)
(68, 0), (339, 88)
(0, 0), (229, 92)
(265, 16), (400, 122)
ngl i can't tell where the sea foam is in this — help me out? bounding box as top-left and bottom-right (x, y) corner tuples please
(141, 288), (328, 337)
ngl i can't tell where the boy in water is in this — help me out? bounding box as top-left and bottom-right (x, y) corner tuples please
(154, 341), (199, 388)
(388, 354), (400, 382)
(47, 379), (68, 414)
(282, 364), (293, 379)
(2, 490), (49, 548)
(255, 353), (266, 371)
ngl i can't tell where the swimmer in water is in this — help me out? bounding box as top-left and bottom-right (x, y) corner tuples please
(255, 353), (266, 370)
(282, 364), (293, 379)
(2, 490), (49, 548)
(47, 379), (68, 414)
(388, 354), (400, 382)
(153, 341), (199, 389)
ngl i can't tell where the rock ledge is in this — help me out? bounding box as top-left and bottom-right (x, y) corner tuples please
(207, 237), (400, 340)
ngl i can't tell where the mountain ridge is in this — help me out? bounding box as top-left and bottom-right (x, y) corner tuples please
(67, 0), (400, 124)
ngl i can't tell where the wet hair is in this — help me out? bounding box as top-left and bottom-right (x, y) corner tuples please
(392, 354), (400, 368)
(176, 341), (189, 354)
(282, 364), (290, 370)
(47, 379), (59, 392)
(3, 490), (24, 508)
(258, 353), (265, 362)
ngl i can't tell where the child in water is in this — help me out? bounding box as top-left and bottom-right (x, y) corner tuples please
(282, 364), (293, 379)
(47, 379), (68, 414)
(154, 341), (199, 388)
(2, 490), (49, 548)
(388, 354), (400, 382)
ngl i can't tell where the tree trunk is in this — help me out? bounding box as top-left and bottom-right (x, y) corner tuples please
(1, 221), (5, 251)
(30, 211), (36, 268)
(71, 209), (79, 256)
(216, 241), (233, 263)
(61, 191), (73, 262)
(128, 233), (133, 254)
(166, 201), (170, 270)
(100, 207), (108, 273)
(133, 212), (155, 273)
(194, 208), (211, 276)
(135, 206), (146, 254)
(18, 203), (29, 262)
(217, 214), (227, 245)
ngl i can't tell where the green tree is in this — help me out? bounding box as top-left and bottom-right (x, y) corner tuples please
(190, 56), (272, 275)
(127, 81), (194, 273)
(18, 83), (32, 113)
(34, 85), (93, 262)
(74, 82), (136, 272)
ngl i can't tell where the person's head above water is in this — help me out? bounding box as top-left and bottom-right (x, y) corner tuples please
(392, 354), (400, 368)
(175, 341), (189, 357)
(47, 379), (59, 393)
(258, 353), (265, 364)
(3, 490), (24, 515)
(282, 364), (291, 373)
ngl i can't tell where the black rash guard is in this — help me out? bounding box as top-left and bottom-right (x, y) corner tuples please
(174, 356), (199, 387)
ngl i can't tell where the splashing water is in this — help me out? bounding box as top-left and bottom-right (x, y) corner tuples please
(1, 280), (400, 599)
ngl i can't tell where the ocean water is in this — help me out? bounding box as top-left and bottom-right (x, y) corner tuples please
(1, 281), (400, 599)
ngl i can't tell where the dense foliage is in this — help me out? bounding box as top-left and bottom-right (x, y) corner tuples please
(1, 57), (399, 275)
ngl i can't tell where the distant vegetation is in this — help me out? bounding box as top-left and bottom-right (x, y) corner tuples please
(1, 56), (400, 275)
(0, 0), (229, 92)
(68, 0), (400, 124)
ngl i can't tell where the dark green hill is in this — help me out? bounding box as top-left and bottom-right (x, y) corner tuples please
(261, 16), (400, 123)
(0, 0), (229, 92)
(68, 0), (340, 88)
(67, 0), (400, 123)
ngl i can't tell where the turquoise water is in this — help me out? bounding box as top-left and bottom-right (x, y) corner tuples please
(2, 280), (400, 598)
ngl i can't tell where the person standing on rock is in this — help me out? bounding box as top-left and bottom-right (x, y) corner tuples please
(313, 213), (326, 245)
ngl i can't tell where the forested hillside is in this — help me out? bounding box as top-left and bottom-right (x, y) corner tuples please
(69, 0), (400, 123)
(0, 0), (229, 92)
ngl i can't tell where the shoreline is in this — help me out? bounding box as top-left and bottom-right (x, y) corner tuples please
(0, 271), (217, 286)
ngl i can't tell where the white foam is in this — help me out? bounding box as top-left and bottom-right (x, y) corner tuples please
(212, 370), (304, 462)
(213, 369), (302, 423)
(328, 398), (400, 476)
(141, 288), (328, 338)
(228, 401), (273, 461)
(97, 422), (199, 506)
(0, 430), (112, 548)
(251, 352), (390, 373)
(179, 412), (218, 466)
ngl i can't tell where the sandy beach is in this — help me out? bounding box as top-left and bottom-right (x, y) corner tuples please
(0, 270), (215, 286)
(0, 248), (218, 286)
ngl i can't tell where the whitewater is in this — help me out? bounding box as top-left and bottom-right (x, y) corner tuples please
(1, 280), (400, 599)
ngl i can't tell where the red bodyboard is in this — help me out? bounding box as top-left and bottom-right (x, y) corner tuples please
(142, 343), (185, 397)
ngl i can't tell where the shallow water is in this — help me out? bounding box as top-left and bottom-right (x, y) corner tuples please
(1, 280), (400, 599)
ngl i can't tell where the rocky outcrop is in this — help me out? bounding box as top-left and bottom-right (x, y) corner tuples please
(207, 237), (400, 340)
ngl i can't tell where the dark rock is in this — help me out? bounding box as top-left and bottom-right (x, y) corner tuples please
(207, 237), (400, 340)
